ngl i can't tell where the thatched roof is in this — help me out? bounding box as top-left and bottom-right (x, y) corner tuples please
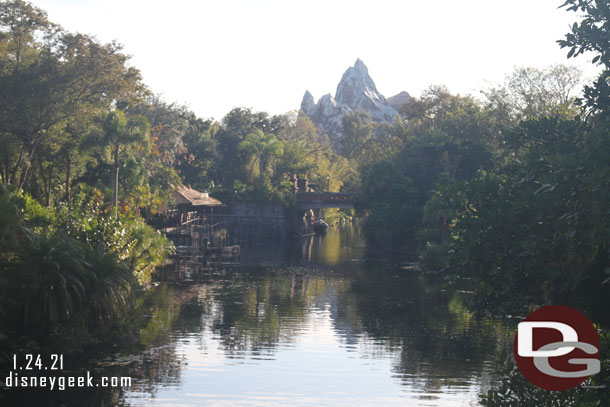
(172, 185), (223, 207)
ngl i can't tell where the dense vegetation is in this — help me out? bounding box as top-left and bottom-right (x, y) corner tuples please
(0, 0), (353, 357)
(1, 0), (609, 403)
(344, 1), (610, 400)
(350, 1), (610, 311)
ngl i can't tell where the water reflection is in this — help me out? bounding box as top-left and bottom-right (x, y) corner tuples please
(121, 265), (514, 405)
(2, 224), (516, 406)
(238, 223), (367, 266)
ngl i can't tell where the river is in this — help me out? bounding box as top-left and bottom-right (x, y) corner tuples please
(5, 223), (518, 406)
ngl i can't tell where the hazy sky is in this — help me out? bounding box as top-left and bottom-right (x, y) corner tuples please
(32, 0), (598, 120)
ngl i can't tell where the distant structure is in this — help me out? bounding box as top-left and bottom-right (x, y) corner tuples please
(292, 175), (353, 211)
(158, 185), (238, 281)
(300, 59), (410, 142)
(171, 185), (223, 225)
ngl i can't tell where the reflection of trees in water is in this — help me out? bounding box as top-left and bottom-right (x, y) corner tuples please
(129, 268), (513, 396)
(7, 265), (514, 406)
(0, 384), (125, 407)
(89, 284), (210, 402)
(238, 222), (367, 266)
(0, 284), (196, 407)
(331, 267), (514, 393)
(301, 223), (367, 265)
(194, 265), (512, 396)
(209, 270), (328, 356)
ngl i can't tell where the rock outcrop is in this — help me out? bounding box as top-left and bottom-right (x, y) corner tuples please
(387, 91), (412, 109)
(300, 59), (408, 141)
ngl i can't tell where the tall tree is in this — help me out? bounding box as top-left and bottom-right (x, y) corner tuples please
(482, 65), (582, 125)
(0, 0), (145, 192)
(559, 0), (610, 118)
(96, 110), (150, 216)
(341, 110), (374, 162)
(239, 130), (283, 186)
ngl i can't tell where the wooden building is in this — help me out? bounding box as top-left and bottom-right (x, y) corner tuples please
(171, 185), (223, 225)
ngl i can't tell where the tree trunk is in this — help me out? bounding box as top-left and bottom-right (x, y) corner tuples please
(38, 160), (52, 207)
(0, 147), (9, 183)
(259, 157), (265, 186)
(10, 144), (27, 186)
(46, 166), (53, 207)
(65, 153), (71, 202)
(114, 143), (120, 218)
(20, 139), (41, 191)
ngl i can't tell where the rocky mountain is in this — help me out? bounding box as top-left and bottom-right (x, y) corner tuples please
(300, 59), (409, 140)
(387, 91), (411, 109)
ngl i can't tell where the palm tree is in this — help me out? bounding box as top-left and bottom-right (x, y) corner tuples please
(10, 230), (87, 339)
(239, 130), (283, 186)
(124, 219), (174, 285)
(83, 245), (132, 330)
(97, 110), (150, 217)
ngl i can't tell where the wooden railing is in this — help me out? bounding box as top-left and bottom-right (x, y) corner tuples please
(296, 192), (352, 202)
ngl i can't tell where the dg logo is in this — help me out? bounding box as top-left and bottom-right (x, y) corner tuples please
(514, 305), (600, 391)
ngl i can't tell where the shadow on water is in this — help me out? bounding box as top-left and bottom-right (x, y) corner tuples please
(1, 223), (517, 406)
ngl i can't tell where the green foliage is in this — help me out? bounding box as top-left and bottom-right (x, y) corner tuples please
(83, 245), (132, 326)
(0, 0), (145, 194)
(480, 328), (610, 407)
(0, 185), (172, 348)
(356, 159), (421, 246)
(355, 88), (495, 251)
(0, 184), (22, 254)
(123, 219), (174, 286)
(559, 0), (610, 117)
(341, 110), (374, 160)
(7, 229), (87, 339)
(482, 65), (582, 124)
(54, 186), (173, 282)
(446, 117), (610, 305)
(177, 108), (352, 206)
(442, 2), (610, 304)
(177, 114), (218, 191)
(239, 129), (284, 186)
(558, 0), (610, 67)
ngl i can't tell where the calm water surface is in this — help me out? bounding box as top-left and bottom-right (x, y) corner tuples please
(2, 224), (517, 406)
(115, 224), (516, 407)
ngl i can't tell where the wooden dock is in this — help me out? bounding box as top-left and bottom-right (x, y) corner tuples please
(156, 215), (240, 281)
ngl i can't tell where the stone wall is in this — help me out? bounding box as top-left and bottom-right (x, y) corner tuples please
(216, 203), (298, 247)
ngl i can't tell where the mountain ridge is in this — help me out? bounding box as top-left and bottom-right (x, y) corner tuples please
(300, 59), (409, 141)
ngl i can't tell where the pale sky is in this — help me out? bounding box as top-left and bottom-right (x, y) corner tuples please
(31, 0), (599, 120)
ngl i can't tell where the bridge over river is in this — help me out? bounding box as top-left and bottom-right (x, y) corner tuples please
(296, 192), (354, 210)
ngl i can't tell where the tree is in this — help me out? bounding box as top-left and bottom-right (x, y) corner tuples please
(558, 0), (610, 67)
(482, 65), (582, 125)
(444, 0), (610, 303)
(239, 129), (283, 186)
(559, 0), (610, 117)
(9, 230), (87, 339)
(177, 114), (218, 191)
(0, 0), (145, 193)
(215, 108), (273, 187)
(82, 245), (131, 329)
(341, 110), (374, 161)
(355, 87), (496, 250)
(130, 95), (189, 167)
(96, 110), (150, 216)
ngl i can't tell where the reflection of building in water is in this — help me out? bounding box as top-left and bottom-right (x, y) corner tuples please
(157, 186), (239, 281)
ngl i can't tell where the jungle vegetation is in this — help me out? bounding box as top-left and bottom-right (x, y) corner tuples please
(1, 2), (610, 394)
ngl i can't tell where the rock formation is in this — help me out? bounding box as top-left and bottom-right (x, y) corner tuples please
(300, 59), (409, 141)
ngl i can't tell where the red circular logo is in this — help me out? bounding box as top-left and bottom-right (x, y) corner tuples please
(513, 305), (600, 391)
